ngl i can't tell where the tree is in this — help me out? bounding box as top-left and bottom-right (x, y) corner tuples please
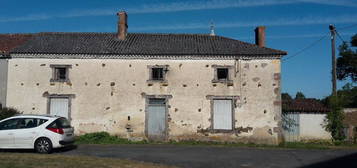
(281, 93), (293, 101)
(324, 96), (345, 141)
(0, 107), (21, 120)
(337, 34), (357, 82)
(295, 92), (306, 100)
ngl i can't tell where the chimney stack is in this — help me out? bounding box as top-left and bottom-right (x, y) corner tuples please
(117, 11), (128, 40)
(255, 26), (265, 47)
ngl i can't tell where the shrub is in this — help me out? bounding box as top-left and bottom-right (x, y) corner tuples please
(76, 132), (147, 144)
(0, 107), (21, 120)
(324, 96), (345, 141)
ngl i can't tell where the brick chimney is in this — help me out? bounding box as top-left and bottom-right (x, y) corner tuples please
(255, 26), (265, 47)
(117, 11), (128, 40)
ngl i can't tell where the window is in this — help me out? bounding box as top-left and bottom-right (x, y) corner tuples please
(50, 65), (72, 82)
(148, 65), (169, 82)
(212, 65), (233, 83)
(0, 119), (21, 130)
(217, 68), (229, 80)
(55, 67), (67, 80)
(18, 118), (48, 129)
(152, 68), (164, 80)
(47, 118), (71, 129)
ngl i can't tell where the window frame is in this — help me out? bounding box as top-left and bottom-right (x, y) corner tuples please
(50, 64), (72, 83)
(147, 65), (169, 82)
(212, 65), (234, 84)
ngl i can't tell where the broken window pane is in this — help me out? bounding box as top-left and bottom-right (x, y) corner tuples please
(217, 68), (228, 80)
(152, 68), (164, 80)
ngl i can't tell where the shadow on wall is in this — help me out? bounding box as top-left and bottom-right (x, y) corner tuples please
(299, 152), (357, 168)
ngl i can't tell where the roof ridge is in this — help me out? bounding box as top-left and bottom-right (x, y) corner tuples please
(0, 33), (34, 36)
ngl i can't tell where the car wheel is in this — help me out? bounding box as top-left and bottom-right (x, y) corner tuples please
(35, 138), (53, 154)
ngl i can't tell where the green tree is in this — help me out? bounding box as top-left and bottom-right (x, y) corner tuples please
(281, 93), (293, 101)
(0, 107), (21, 120)
(295, 92), (306, 100)
(324, 96), (345, 141)
(337, 34), (357, 82)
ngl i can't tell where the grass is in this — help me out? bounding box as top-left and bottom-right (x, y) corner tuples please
(0, 153), (176, 168)
(75, 132), (357, 150)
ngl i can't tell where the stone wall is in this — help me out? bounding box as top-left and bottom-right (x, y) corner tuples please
(6, 56), (282, 144)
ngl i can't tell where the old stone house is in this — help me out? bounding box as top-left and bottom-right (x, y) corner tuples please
(0, 12), (287, 144)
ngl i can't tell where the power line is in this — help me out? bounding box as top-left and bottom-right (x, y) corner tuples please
(335, 30), (346, 43)
(282, 33), (329, 62)
(339, 23), (357, 30)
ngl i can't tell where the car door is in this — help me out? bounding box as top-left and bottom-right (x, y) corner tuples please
(0, 118), (20, 148)
(14, 118), (41, 148)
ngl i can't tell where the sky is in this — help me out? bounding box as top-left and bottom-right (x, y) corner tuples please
(0, 0), (356, 99)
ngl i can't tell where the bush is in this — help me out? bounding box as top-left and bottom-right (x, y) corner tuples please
(0, 107), (21, 120)
(324, 96), (345, 141)
(76, 132), (147, 144)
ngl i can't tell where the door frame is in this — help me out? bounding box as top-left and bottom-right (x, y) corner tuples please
(144, 94), (172, 141)
(44, 93), (75, 120)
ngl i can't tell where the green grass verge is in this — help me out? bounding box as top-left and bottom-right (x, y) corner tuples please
(0, 153), (176, 168)
(75, 132), (357, 149)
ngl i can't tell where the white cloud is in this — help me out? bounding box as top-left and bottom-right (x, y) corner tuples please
(130, 14), (357, 31)
(298, 0), (357, 7)
(0, 0), (356, 23)
(0, 14), (51, 22)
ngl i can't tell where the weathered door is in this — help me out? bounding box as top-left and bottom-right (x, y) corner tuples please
(213, 99), (233, 130)
(49, 98), (69, 119)
(147, 98), (167, 141)
(282, 112), (300, 142)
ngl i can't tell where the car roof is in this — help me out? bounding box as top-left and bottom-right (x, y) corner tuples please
(10, 114), (61, 120)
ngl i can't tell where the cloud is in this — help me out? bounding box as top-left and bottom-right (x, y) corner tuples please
(0, 14), (51, 22)
(0, 0), (356, 23)
(130, 14), (357, 31)
(297, 0), (357, 7)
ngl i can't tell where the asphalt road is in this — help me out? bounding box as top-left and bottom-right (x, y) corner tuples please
(61, 144), (357, 168)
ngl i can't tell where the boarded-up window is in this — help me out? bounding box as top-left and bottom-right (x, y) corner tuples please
(213, 100), (233, 130)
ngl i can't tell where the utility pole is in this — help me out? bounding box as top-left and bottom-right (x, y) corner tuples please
(329, 24), (337, 96)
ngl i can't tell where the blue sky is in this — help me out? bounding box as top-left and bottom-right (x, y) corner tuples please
(1, 0), (356, 99)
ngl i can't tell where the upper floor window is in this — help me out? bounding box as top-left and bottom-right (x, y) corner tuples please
(217, 68), (229, 80)
(50, 65), (72, 82)
(148, 65), (169, 82)
(152, 68), (164, 80)
(212, 65), (233, 83)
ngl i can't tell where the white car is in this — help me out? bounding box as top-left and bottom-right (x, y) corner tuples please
(0, 114), (74, 153)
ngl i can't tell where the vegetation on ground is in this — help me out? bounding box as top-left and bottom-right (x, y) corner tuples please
(76, 132), (357, 149)
(324, 96), (346, 141)
(0, 107), (21, 120)
(0, 153), (175, 168)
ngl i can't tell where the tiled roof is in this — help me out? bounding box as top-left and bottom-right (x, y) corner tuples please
(10, 32), (287, 58)
(0, 34), (33, 55)
(282, 99), (330, 113)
